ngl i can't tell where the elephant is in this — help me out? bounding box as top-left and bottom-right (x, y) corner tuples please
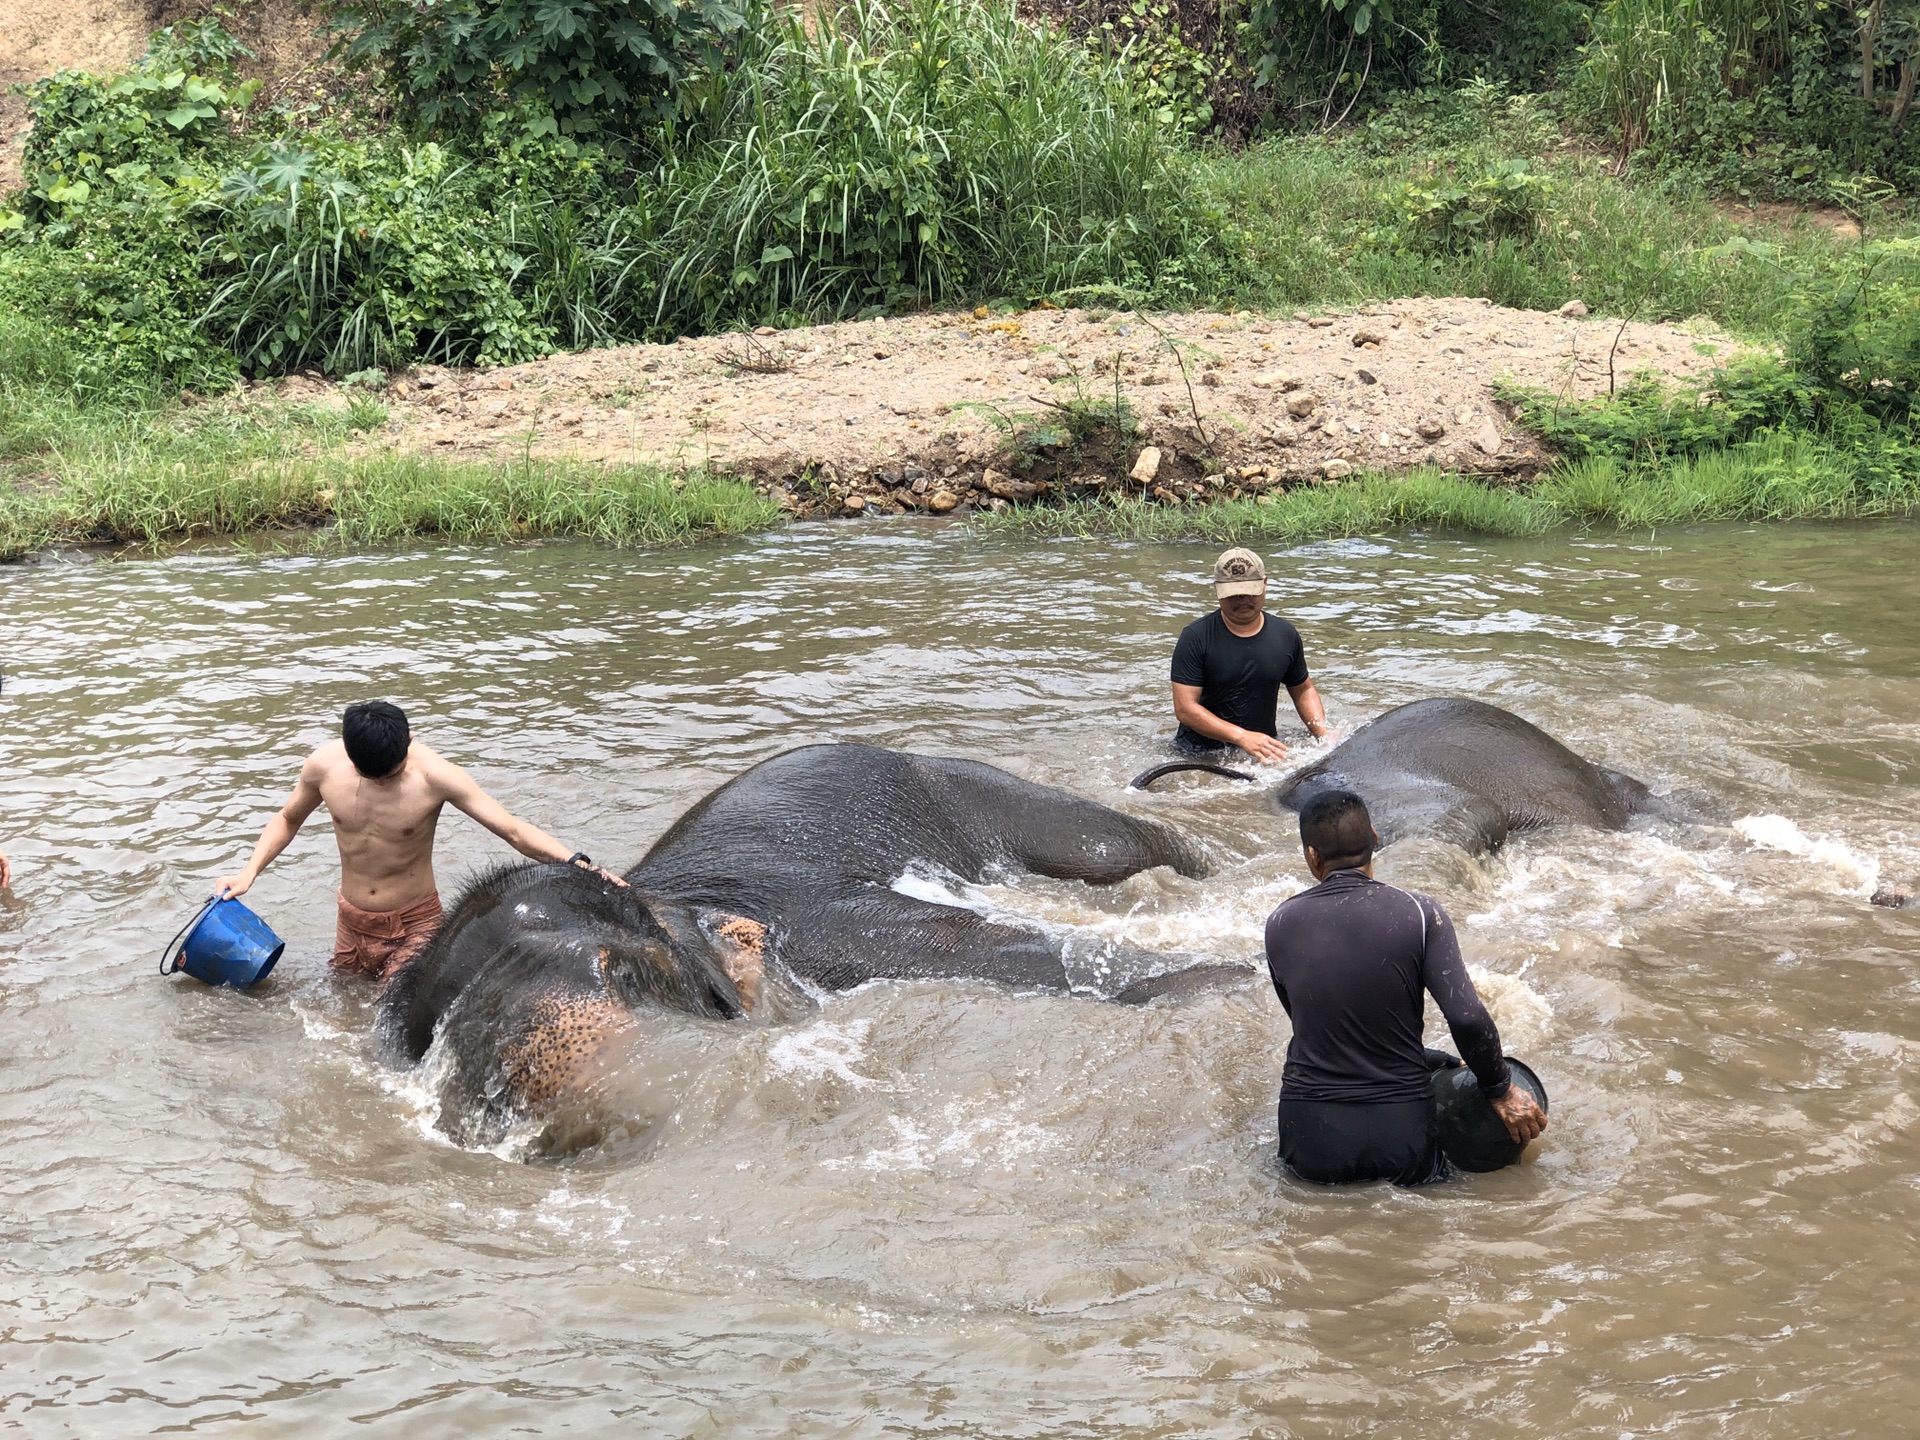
(1275, 698), (1668, 852)
(378, 745), (1232, 1145)
(1134, 698), (1670, 854)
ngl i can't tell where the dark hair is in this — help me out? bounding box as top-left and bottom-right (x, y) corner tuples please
(343, 700), (411, 778)
(1299, 788), (1374, 869)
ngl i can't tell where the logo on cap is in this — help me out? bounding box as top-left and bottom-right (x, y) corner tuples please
(1213, 547), (1266, 596)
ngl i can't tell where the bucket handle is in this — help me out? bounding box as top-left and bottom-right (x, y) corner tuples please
(158, 894), (221, 978)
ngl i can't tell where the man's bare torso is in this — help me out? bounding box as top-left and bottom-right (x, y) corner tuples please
(309, 739), (449, 911)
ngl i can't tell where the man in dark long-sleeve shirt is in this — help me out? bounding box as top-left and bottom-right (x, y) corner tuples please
(1265, 788), (1547, 1185)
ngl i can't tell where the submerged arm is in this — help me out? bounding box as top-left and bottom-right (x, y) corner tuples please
(1287, 677), (1332, 741)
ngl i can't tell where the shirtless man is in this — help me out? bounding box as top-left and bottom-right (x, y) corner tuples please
(216, 700), (623, 980)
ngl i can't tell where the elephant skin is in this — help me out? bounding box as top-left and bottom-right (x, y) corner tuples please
(378, 745), (1227, 1145)
(1273, 698), (1666, 853)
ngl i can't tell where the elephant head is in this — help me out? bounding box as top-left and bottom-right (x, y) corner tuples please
(376, 862), (777, 1142)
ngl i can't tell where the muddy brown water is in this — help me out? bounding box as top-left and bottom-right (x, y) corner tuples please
(2, 521), (1918, 1436)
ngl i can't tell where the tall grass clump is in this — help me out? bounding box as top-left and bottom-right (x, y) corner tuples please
(1575, 0), (1748, 151)
(649, 0), (1223, 328)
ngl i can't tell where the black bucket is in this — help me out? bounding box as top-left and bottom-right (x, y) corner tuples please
(1433, 1057), (1548, 1173)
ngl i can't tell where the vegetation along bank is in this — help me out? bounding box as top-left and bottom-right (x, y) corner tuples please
(5, 0), (1920, 557)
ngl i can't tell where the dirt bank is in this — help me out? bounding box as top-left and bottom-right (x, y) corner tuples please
(0, 0), (329, 192)
(341, 297), (1744, 517)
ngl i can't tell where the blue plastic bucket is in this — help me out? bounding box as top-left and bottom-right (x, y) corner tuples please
(162, 896), (285, 989)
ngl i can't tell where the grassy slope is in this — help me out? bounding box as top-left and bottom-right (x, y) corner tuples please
(0, 326), (780, 557)
(1201, 136), (1858, 339)
(5, 123), (1911, 558)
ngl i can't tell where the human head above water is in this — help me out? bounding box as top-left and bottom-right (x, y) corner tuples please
(1213, 547), (1266, 623)
(343, 700), (411, 779)
(1298, 788), (1376, 874)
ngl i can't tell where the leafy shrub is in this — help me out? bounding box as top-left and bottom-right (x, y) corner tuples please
(327, 0), (746, 143)
(0, 25), (263, 391)
(1400, 157), (1550, 248)
(1, 1), (1223, 387)
(1090, 0), (1222, 131)
(195, 134), (577, 372)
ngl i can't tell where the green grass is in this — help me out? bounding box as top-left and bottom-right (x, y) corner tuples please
(0, 311), (782, 557)
(1195, 134), (1863, 340)
(0, 449), (780, 557)
(975, 432), (1920, 543)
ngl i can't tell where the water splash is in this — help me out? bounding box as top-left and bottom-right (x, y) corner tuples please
(1735, 813), (1880, 894)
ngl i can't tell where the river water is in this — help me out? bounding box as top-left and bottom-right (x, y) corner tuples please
(2, 520), (1917, 1436)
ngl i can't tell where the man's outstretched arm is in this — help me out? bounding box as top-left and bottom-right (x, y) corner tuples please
(217, 757), (326, 898)
(434, 758), (627, 886)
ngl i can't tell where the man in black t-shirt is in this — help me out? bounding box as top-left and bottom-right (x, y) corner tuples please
(1170, 547), (1331, 762)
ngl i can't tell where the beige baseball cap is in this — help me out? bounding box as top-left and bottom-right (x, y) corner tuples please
(1213, 547), (1267, 597)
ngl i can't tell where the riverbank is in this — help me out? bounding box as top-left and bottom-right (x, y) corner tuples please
(2, 295), (1782, 559)
(8, 424), (1913, 561)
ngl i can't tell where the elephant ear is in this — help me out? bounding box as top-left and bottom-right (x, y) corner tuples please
(642, 900), (768, 1017)
(698, 911), (769, 1013)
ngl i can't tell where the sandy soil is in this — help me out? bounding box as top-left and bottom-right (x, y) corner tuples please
(0, 0), (154, 189)
(0, 0), (330, 192)
(344, 296), (1745, 515)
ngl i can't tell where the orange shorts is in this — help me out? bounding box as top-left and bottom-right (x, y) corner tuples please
(332, 890), (444, 980)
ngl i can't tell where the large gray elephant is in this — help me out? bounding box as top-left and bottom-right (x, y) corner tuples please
(1136, 697), (1673, 853)
(378, 745), (1227, 1144)
(1274, 697), (1669, 852)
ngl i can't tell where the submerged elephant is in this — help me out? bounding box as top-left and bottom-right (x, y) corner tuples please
(1275, 697), (1669, 852)
(1135, 698), (1670, 854)
(378, 745), (1226, 1142)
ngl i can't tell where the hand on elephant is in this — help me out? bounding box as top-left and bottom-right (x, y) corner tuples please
(1235, 729), (1291, 765)
(1491, 1086), (1548, 1145)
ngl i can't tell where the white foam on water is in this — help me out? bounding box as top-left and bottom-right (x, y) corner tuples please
(1734, 813), (1880, 894)
(533, 1186), (634, 1247)
(893, 861), (1302, 960)
(826, 1101), (1060, 1174)
(1466, 965), (1556, 1052)
(765, 1018), (885, 1089)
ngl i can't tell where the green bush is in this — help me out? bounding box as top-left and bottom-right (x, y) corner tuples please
(0, 1), (1220, 387)
(328, 0), (745, 144)
(1400, 157), (1550, 249)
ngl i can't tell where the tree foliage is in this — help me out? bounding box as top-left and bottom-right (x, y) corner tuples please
(326, 0), (746, 140)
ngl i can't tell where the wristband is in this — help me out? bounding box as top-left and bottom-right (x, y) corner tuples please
(567, 851), (593, 867)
